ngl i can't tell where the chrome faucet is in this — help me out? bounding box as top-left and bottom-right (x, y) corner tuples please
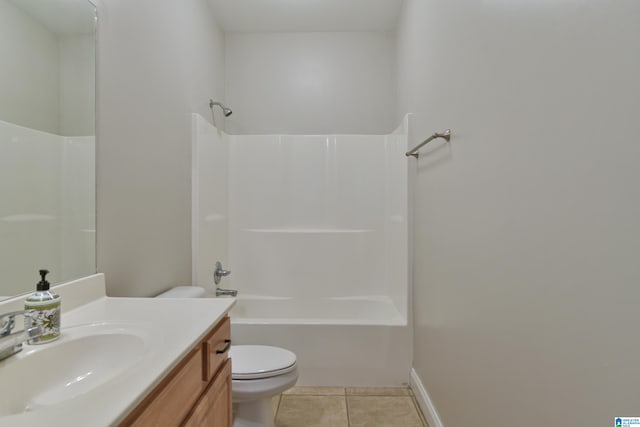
(213, 261), (237, 297)
(0, 310), (43, 361)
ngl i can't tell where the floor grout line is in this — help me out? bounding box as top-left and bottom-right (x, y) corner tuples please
(344, 388), (351, 427)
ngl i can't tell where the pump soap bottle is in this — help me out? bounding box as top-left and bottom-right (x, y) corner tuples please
(24, 269), (61, 344)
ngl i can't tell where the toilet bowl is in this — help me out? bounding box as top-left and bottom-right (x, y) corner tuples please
(156, 286), (299, 427)
(231, 345), (298, 427)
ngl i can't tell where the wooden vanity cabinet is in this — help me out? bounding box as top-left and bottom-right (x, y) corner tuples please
(183, 359), (232, 427)
(120, 316), (232, 427)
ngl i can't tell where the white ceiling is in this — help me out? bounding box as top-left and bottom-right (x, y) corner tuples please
(8, 0), (95, 35)
(208, 0), (404, 33)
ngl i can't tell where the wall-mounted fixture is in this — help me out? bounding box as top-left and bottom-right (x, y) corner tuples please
(405, 129), (452, 158)
(209, 100), (233, 117)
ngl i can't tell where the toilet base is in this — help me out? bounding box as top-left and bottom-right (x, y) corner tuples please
(233, 398), (275, 427)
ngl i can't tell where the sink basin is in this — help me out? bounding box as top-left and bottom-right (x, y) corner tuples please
(0, 322), (149, 415)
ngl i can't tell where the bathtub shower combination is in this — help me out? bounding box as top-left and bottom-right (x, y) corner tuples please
(192, 114), (411, 386)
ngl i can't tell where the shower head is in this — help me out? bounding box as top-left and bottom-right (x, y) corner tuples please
(209, 100), (232, 117)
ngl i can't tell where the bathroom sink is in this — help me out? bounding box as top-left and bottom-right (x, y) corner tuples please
(0, 322), (149, 416)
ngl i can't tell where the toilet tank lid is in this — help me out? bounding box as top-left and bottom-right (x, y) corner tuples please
(156, 286), (206, 298)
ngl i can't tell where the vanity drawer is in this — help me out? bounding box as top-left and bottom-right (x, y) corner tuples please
(204, 316), (231, 382)
(122, 346), (206, 427)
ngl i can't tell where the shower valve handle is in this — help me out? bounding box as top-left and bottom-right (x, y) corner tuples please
(214, 261), (231, 285)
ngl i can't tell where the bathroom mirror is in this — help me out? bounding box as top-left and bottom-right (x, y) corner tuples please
(0, 0), (96, 299)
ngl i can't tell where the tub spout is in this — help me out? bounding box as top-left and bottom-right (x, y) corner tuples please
(215, 287), (238, 297)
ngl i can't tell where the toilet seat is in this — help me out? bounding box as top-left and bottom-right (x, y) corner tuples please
(230, 345), (297, 380)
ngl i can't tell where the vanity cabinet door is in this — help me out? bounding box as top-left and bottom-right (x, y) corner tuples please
(183, 358), (232, 427)
(122, 346), (206, 427)
(120, 316), (231, 427)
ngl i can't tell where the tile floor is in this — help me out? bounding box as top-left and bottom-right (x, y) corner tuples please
(270, 387), (428, 427)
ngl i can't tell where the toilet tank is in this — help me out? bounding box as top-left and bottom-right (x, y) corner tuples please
(156, 286), (206, 298)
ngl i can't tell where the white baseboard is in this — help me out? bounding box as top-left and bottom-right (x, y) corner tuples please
(410, 368), (444, 427)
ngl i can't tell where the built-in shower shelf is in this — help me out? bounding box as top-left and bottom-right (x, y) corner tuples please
(243, 228), (375, 233)
(1, 214), (56, 222)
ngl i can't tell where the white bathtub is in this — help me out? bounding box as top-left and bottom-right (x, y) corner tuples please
(230, 295), (406, 326)
(229, 295), (411, 387)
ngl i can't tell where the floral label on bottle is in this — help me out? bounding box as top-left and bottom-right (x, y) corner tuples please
(26, 302), (61, 343)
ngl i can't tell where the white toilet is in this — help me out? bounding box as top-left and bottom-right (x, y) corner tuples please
(230, 345), (298, 427)
(157, 286), (299, 427)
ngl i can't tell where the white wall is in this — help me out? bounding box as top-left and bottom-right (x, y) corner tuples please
(59, 34), (95, 136)
(398, 0), (640, 426)
(0, 0), (94, 136)
(225, 32), (396, 135)
(96, 0), (226, 296)
(0, 0), (59, 134)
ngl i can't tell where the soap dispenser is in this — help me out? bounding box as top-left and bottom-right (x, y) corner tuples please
(24, 269), (61, 344)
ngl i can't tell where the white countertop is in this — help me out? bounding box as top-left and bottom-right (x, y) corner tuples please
(0, 275), (235, 427)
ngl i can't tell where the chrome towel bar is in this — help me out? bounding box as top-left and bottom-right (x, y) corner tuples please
(405, 129), (452, 158)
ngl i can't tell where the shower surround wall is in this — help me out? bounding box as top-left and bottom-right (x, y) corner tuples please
(192, 114), (229, 287)
(193, 113), (411, 385)
(0, 120), (95, 295)
(228, 128), (408, 316)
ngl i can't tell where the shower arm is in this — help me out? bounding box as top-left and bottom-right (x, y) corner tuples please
(209, 99), (232, 117)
